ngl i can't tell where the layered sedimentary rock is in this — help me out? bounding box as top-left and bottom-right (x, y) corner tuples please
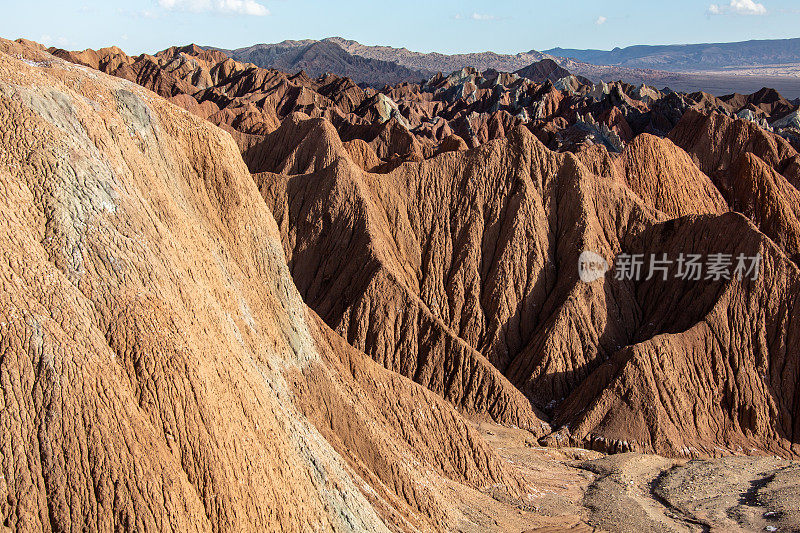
(253, 108), (800, 459)
(670, 109), (800, 261)
(0, 39), (542, 532)
(5, 37), (800, 533)
(50, 40), (800, 461)
(549, 213), (800, 457)
(670, 108), (800, 190)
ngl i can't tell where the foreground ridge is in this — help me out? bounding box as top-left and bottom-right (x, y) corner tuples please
(0, 38), (531, 532)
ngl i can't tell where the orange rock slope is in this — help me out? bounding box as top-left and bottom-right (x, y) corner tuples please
(255, 106), (800, 459)
(0, 39), (551, 532)
(48, 40), (800, 459)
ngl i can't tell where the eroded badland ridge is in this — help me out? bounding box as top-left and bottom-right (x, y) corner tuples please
(0, 37), (798, 532)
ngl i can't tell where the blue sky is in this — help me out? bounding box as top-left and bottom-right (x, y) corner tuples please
(3, 0), (799, 55)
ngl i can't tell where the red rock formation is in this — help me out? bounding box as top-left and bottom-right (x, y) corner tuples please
(669, 109), (800, 261)
(669, 108), (800, 190)
(12, 33), (800, 494)
(616, 134), (728, 218)
(256, 109), (800, 460)
(722, 87), (796, 119)
(552, 213), (800, 458)
(53, 42), (800, 168)
(7, 35), (800, 533)
(0, 38), (536, 532)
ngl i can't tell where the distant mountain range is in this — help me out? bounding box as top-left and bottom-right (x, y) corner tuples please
(212, 37), (800, 97)
(212, 39), (434, 86)
(546, 38), (800, 71)
(211, 37), (676, 89)
(325, 37), (549, 74)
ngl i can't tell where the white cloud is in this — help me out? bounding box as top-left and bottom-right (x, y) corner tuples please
(732, 0), (767, 14)
(708, 0), (767, 15)
(158, 0), (269, 16)
(40, 35), (73, 47)
(453, 12), (498, 21)
(595, 15), (607, 25)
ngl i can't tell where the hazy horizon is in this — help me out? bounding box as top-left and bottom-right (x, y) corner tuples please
(4, 0), (800, 56)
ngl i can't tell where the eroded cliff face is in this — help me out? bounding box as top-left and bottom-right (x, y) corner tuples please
(255, 105), (800, 459)
(0, 39), (535, 532)
(670, 108), (800, 262)
(48, 39), (800, 460)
